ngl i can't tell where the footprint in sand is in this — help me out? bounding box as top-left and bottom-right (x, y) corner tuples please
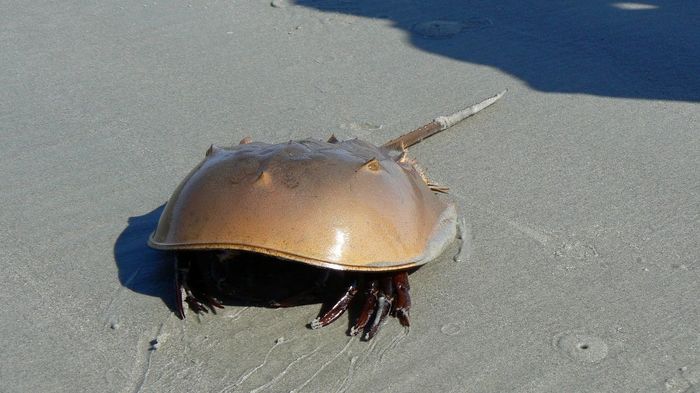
(440, 322), (464, 336)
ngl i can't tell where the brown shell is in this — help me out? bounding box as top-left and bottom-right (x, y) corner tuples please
(149, 138), (457, 272)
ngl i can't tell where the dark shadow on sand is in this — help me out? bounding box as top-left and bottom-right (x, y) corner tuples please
(295, 0), (699, 101)
(114, 204), (178, 313)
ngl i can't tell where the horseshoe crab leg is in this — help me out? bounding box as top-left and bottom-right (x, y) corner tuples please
(179, 257), (212, 315)
(364, 276), (395, 341)
(175, 253), (224, 317)
(350, 279), (379, 336)
(310, 280), (359, 329)
(174, 254), (187, 319)
(392, 272), (411, 327)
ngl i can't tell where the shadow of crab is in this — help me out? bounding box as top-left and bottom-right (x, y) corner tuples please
(114, 205), (177, 312)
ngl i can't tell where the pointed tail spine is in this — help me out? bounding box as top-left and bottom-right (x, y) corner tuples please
(382, 89), (507, 150)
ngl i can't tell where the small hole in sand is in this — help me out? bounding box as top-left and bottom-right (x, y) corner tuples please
(578, 344), (589, 350)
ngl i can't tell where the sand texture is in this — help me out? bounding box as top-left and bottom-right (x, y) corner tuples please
(1, 0), (698, 392)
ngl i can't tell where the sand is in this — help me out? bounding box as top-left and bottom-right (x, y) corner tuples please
(1, 0), (698, 392)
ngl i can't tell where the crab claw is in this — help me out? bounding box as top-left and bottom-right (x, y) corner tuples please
(310, 281), (358, 329)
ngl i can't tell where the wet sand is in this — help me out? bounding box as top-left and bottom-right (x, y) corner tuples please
(1, 1), (698, 392)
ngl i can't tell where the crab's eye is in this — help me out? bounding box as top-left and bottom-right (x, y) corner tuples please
(361, 158), (381, 172)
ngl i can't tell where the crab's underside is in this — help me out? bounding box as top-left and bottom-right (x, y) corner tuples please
(175, 250), (411, 340)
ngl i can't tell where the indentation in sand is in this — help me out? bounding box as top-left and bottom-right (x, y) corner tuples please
(556, 332), (608, 363)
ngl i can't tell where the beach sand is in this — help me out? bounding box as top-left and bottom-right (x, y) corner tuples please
(1, 0), (698, 392)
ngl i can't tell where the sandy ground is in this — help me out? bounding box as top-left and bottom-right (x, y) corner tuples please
(1, 0), (698, 392)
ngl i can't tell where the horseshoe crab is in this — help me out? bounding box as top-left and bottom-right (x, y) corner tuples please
(149, 90), (505, 340)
